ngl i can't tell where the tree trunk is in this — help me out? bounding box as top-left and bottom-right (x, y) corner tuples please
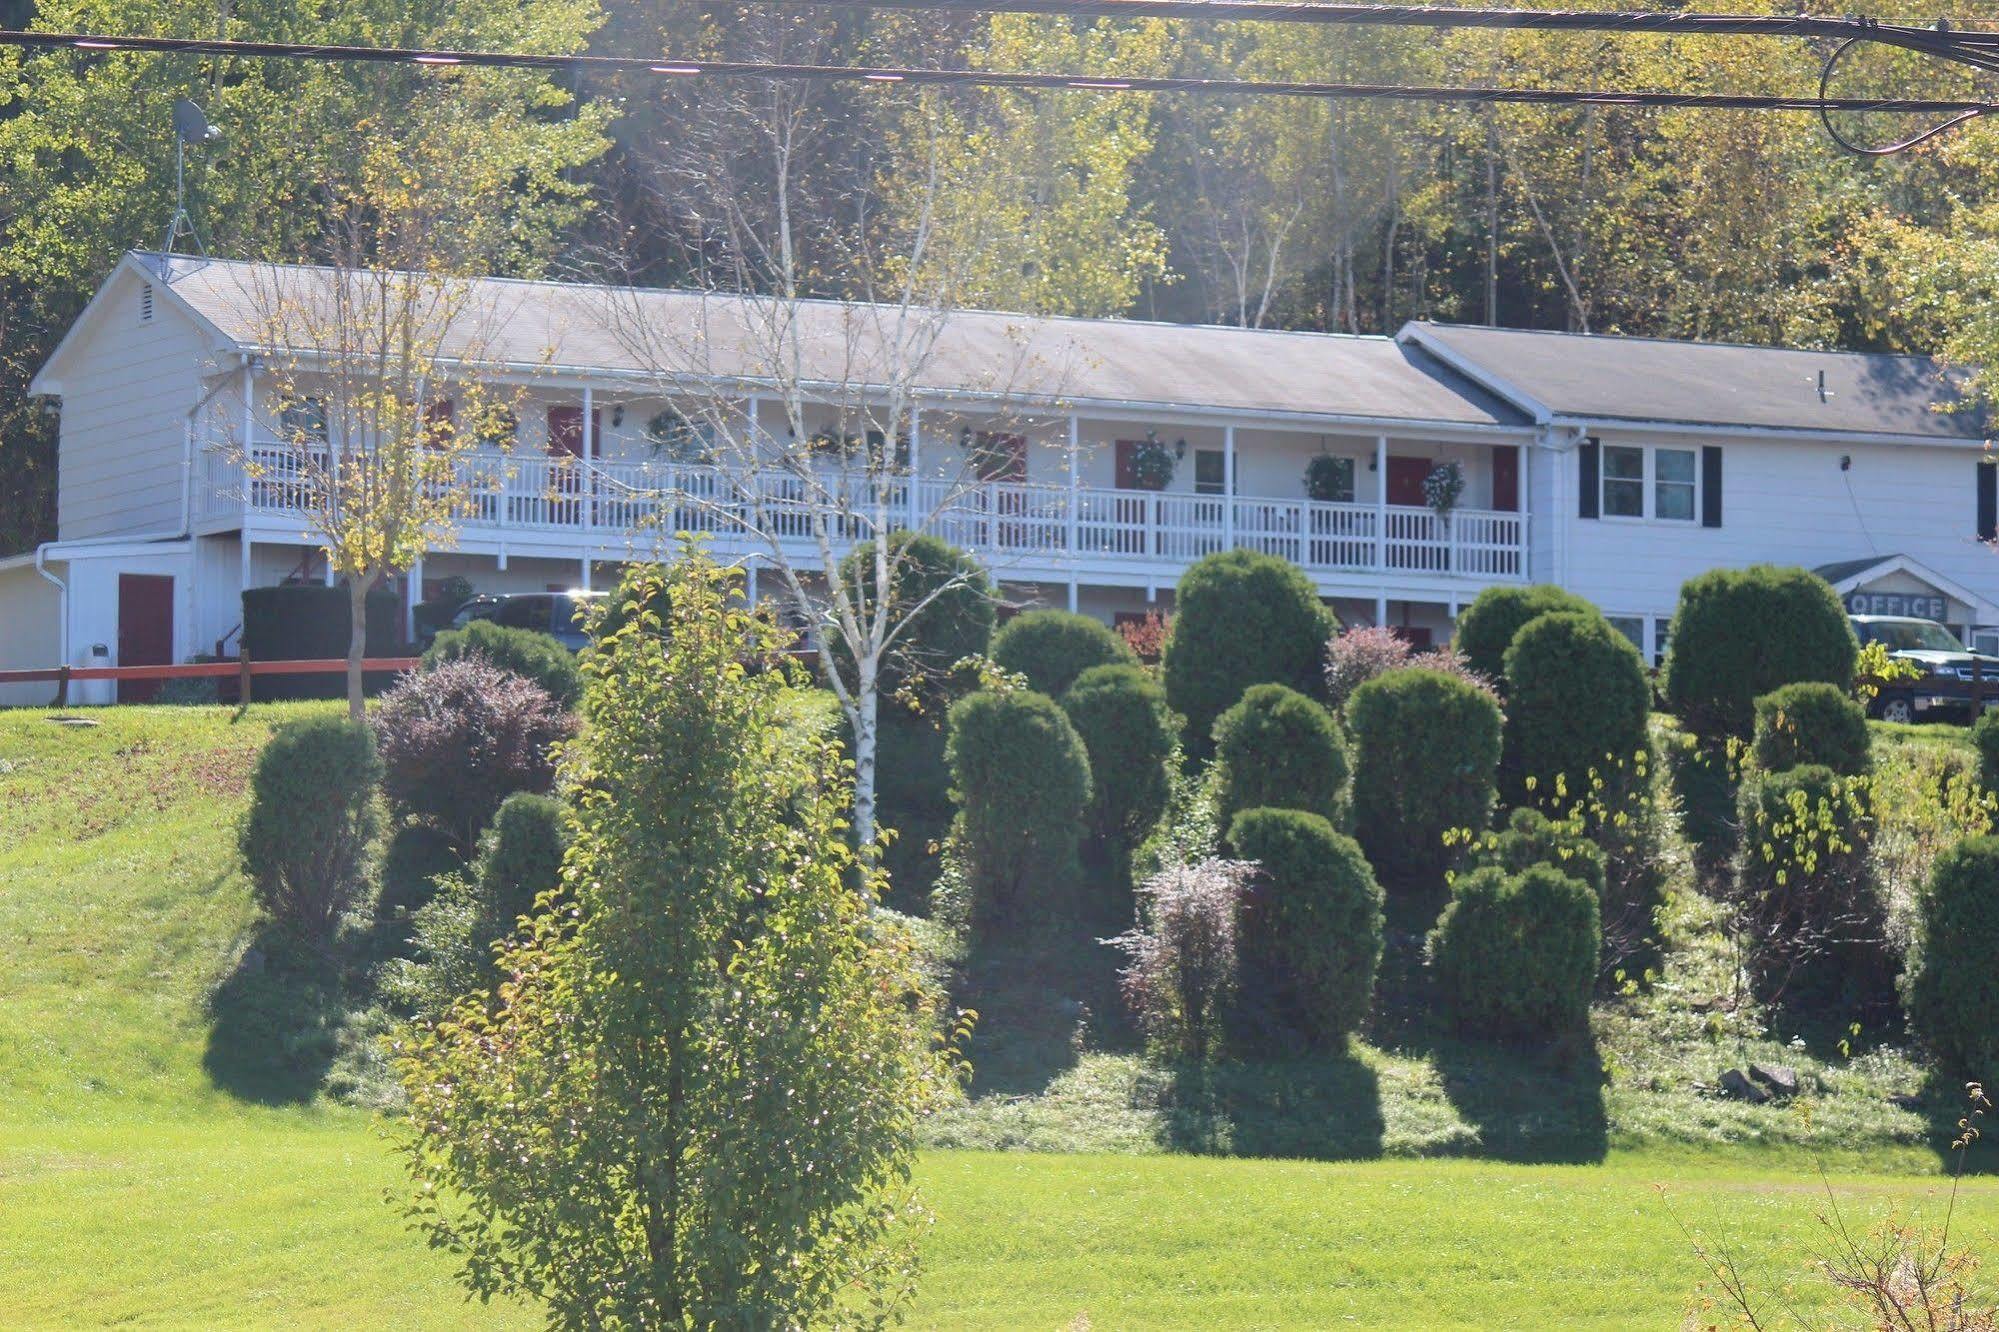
(852, 681), (879, 856)
(346, 574), (368, 723)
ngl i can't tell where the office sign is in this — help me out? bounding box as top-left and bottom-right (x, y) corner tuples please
(1847, 590), (1948, 621)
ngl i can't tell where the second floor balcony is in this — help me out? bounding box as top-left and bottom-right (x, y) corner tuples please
(205, 444), (1530, 585)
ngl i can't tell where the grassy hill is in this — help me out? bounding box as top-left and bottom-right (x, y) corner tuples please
(7, 703), (1999, 1328)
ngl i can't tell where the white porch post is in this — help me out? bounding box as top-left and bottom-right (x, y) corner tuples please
(581, 385), (595, 537)
(746, 558), (759, 607)
(1223, 424), (1236, 550)
(1375, 591), (1388, 627)
(1373, 434), (1388, 572)
(323, 558), (334, 587)
(580, 554), (592, 591)
(405, 558), (422, 642)
(239, 358), (255, 530)
(1516, 442), (1530, 579)
(907, 402), (922, 531)
(1066, 415), (1081, 560)
(241, 536), (253, 595)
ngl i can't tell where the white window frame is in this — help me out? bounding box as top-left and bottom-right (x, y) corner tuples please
(1599, 442), (1702, 525)
(1605, 613), (1647, 656)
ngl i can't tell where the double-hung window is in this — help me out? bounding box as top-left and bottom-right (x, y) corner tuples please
(1601, 444), (1698, 522)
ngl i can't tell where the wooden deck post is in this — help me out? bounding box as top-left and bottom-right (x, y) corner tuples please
(238, 642), (253, 707)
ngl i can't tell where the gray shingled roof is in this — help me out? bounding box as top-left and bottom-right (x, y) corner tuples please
(145, 255), (1529, 430)
(1411, 322), (1985, 441)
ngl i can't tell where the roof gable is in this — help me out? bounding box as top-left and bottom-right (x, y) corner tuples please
(29, 254), (234, 396)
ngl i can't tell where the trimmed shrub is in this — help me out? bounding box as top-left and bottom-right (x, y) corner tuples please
(1428, 864), (1599, 1039)
(1753, 682), (1871, 776)
(1348, 668), (1504, 885)
(1060, 664), (1175, 865)
(1163, 549), (1336, 755)
(1664, 565), (1857, 738)
(1972, 710), (1999, 794)
(993, 610), (1136, 696)
(1459, 806), (1607, 905)
(239, 716), (381, 944)
(1733, 763), (1888, 1003)
(423, 618), (582, 710)
(1212, 683), (1349, 830)
(1106, 858), (1255, 1064)
(836, 531), (995, 700)
(1226, 808), (1384, 1050)
(1503, 610), (1650, 800)
(1906, 835), (1999, 1077)
(872, 706), (955, 911)
(372, 658), (576, 854)
(1453, 583), (1595, 687)
(945, 689), (1092, 937)
(478, 792), (570, 931)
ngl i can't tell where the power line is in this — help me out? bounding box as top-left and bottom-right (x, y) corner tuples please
(1, 25), (1990, 153)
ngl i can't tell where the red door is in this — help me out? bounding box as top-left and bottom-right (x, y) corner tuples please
(973, 432), (1026, 482)
(1490, 445), (1519, 512)
(117, 573), (174, 703)
(1386, 456), (1431, 507)
(1114, 439), (1168, 491)
(546, 406), (598, 523)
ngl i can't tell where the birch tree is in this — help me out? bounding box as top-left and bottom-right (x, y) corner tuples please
(603, 52), (1091, 854)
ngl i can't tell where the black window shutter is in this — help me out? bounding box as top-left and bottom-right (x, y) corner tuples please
(1701, 446), (1723, 528)
(1980, 460), (1997, 542)
(1578, 439), (1600, 519)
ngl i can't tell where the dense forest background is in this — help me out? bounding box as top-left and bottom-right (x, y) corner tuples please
(4, 0), (1998, 555)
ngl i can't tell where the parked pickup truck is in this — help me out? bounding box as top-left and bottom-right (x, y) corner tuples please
(1851, 614), (1999, 724)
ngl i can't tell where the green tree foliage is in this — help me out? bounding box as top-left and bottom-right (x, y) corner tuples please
(837, 531), (995, 703)
(1212, 683), (1350, 831)
(1347, 668), (1503, 886)
(1458, 806), (1607, 907)
(238, 716), (380, 946)
(423, 618), (582, 710)
(1060, 664), (1175, 870)
(1453, 584), (1595, 688)
(1972, 710), (1999, 796)
(1428, 865), (1599, 1039)
(1664, 565), (1857, 739)
(396, 553), (957, 1325)
(1753, 682), (1872, 776)
(1163, 549), (1336, 756)
(1503, 610), (1649, 802)
(0, 0), (610, 554)
(993, 609), (1136, 697)
(946, 688), (1093, 937)
(1226, 808), (1383, 1051)
(384, 791), (570, 1021)
(872, 704), (956, 911)
(1906, 835), (1999, 1079)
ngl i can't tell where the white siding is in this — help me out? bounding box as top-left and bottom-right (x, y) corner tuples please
(0, 561), (62, 706)
(1553, 428), (1999, 625)
(55, 268), (213, 541)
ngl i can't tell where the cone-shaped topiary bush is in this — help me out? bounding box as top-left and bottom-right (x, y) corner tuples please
(1428, 864), (1599, 1039)
(1212, 683), (1349, 831)
(994, 609), (1136, 697)
(1163, 549), (1336, 757)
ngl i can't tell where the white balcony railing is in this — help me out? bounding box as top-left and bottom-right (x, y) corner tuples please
(230, 445), (1527, 581)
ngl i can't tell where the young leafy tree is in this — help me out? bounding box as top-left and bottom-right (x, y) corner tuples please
(396, 551), (960, 1325)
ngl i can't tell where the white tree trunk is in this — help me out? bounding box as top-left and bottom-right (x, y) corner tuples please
(851, 681), (879, 855)
(345, 575), (368, 723)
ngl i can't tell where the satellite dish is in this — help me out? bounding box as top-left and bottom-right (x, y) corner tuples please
(172, 97), (221, 145)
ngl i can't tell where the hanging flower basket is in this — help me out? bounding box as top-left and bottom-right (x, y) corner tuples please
(1304, 454), (1354, 504)
(1423, 461), (1466, 522)
(1130, 433), (1183, 491)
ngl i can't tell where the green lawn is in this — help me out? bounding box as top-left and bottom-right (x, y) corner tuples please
(4, 703), (1997, 1328)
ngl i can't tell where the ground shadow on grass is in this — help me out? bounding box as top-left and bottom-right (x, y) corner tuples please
(1160, 1054), (1386, 1160)
(957, 926), (1137, 1099)
(1428, 1034), (1610, 1164)
(205, 824), (460, 1105)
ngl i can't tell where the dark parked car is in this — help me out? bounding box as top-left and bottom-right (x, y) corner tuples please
(1851, 614), (1999, 724)
(448, 590), (604, 652)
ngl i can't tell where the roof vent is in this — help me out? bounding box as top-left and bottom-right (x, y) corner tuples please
(138, 282), (155, 324)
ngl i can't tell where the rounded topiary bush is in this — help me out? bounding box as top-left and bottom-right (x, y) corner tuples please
(994, 610), (1136, 697)
(946, 689), (1092, 937)
(1428, 864), (1599, 1039)
(1972, 711), (1999, 795)
(478, 791), (571, 932)
(372, 657), (576, 854)
(1212, 683), (1349, 831)
(1226, 808), (1383, 1051)
(1906, 835), (1999, 1077)
(1347, 668), (1504, 885)
(1453, 584), (1595, 687)
(1163, 549), (1336, 756)
(837, 531), (994, 700)
(872, 706), (955, 910)
(1459, 806), (1607, 906)
(239, 715), (382, 945)
(423, 617), (582, 710)
(1503, 610), (1649, 799)
(1060, 664), (1175, 865)
(1752, 681), (1871, 776)
(1664, 565), (1857, 738)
